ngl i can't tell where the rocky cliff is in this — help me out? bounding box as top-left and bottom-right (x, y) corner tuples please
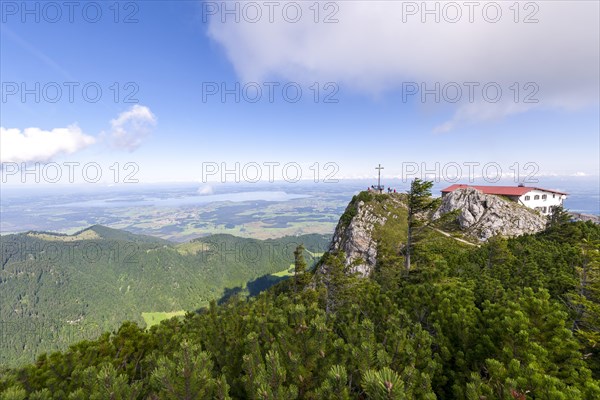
(432, 187), (547, 241)
(318, 188), (550, 280)
(569, 212), (600, 224)
(318, 193), (406, 278)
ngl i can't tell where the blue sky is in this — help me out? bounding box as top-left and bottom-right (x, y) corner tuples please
(1, 1), (599, 184)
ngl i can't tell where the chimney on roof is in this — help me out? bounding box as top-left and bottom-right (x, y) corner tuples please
(518, 183), (524, 187)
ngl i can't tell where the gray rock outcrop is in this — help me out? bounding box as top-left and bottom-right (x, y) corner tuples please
(325, 200), (387, 277)
(569, 212), (600, 224)
(433, 187), (547, 241)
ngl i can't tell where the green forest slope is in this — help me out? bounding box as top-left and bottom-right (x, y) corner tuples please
(0, 228), (329, 367)
(1, 191), (599, 399)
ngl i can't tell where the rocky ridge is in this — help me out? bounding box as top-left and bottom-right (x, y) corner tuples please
(319, 188), (550, 279)
(432, 187), (547, 241)
(320, 194), (406, 278)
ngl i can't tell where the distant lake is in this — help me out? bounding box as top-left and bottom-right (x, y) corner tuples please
(1, 179), (597, 236)
(52, 191), (312, 208)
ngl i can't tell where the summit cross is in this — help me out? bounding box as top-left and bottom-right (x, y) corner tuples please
(375, 164), (384, 191)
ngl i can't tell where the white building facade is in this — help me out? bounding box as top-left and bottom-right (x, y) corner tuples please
(441, 185), (568, 216)
(517, 189), (567, 215)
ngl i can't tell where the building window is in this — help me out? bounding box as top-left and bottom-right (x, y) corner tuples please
(542, 207), (547, 213)
(534, 195), (540, 200)
(542, 194), (547, 200)
(524, 195), (530, 201)
(553, 194), (556, 198)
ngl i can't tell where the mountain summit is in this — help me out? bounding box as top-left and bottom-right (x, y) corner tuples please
(433, 187), (547, 241)
(318, 188), (551, 279)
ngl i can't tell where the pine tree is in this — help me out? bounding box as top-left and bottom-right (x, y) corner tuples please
(293, 245), (309, 291)
(362, 367), (406, 399)
(318, 251), (353, 314)
(405, 179), (438, 271)
(151, 340), (230, 400)
(66, 363), (142, 400)
(242, 334), (298, 400)
(28, 389), (52, 400)
(0, 386), (26, 400)
(567, 236), (600, 374)
(544, 205), (579, 243)
(314, 365), (351, 400)
(547, 205), (571, 229)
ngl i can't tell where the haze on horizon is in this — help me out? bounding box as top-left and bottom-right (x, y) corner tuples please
(0, 1), (598, 186)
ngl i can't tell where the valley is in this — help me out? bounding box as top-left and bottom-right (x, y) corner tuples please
(0, 226), (330, 367)
(2, 185), (599, 398)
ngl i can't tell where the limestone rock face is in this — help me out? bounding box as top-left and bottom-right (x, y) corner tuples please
(433, 187), (547, 241)
(326, 200), (387, 277)
(569, 212), (600, 224)
(318, 188), (548, 282)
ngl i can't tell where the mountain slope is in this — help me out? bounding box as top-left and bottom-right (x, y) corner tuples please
(320, 192), (408, 277)
(317, 188), (556, 281)
(1, 194), (599, 399)
(0, 227), (329, 367)
(79, 224), (173, 244)
(317, 191), (477, 279)
(433, 187), (547, 241)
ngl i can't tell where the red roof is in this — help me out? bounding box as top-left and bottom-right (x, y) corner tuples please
(440, 184), (567, 196)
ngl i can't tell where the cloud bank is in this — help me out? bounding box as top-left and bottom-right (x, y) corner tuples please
(1, 105), (157, 163)
(0, 125), (96, 163)
(109, 105), (157, 151)
(207, 1), (599, 130)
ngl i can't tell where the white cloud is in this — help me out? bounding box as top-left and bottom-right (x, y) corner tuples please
(197, 184), (214, 195)
(109, 105), (157, 151)
(1, 106), (157, 163)
(432, 101), (534, 133)
(0, 125), (95, 163)
(207, 1), (599, 130)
